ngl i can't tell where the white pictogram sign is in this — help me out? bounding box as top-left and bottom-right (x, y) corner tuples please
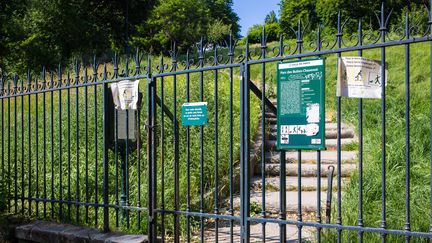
(337, 57), (388, 98)
(110, 80), (140, 110)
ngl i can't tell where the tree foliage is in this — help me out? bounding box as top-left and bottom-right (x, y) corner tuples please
(265, 10), (278, 24)
(247, 23), (282, 44)
(0, 0), (239, 71)
(280, 0), (426, 34)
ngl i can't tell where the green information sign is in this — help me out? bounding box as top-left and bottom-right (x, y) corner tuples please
(181, 102), (208, 126)
(277, 58), (326, 150)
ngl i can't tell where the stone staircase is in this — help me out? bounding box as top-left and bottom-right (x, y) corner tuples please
(249, 102), (358, 216)
(203, 100), (358, 242)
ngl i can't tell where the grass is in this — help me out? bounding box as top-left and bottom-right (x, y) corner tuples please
(0, 60), (260, 237)
(321, 41), (432, 242)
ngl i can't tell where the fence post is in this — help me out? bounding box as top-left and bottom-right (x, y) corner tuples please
(240, 53), (251, 242)
(147, 56), (157, 242)
(103, 81), (110, 232)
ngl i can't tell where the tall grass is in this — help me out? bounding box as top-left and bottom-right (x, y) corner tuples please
(0, 60), (260, 237)
(321, 42), (431, 242)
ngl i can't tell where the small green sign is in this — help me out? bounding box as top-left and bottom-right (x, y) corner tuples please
(181, 102), (208, 126)
(277, 58), (326, 150)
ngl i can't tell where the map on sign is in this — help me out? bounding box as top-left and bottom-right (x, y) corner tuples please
(181, 102), (208, 126)
(276, 58), (326, 150)
(337, 56), (388, 98)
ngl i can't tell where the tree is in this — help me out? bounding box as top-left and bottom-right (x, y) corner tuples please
(134, 0), (209, 52)
(280, 0), (317, 30)
(279, 0), (426, 35)
(207, 19), (232, 44)
(265, 10), (278, 24)
(247, 23), (282, 44)
(205, 0), (240, 37)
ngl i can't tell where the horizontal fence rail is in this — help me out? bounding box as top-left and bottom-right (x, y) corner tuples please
(1, 2), (432, 242)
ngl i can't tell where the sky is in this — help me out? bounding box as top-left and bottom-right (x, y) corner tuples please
(233, 0), (281, 36)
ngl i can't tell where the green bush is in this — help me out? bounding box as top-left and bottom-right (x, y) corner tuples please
(247, 23), (282, 44)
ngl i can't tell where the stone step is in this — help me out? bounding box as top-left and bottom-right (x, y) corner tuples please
(255, 163), (357, 177)
(262, 150), (357, 164)
(251, 176), (346, 192)
(202, 221), (314, 243)
(231, 191), (329, 214)
(204, 222), (312, 242)
(264, 138), (356, 151)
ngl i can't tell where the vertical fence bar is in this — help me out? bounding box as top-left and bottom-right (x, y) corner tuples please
(20, 78), (24, 215)
(228, 33), (235, 243)
(160, 56), (166, 243)
(316, 25), (323, 243)
(198, 39), (205, 243)
(213, 43), (220, 243)
(152, 62), (158, 243)
(296, 19), (303, 242)
(67, 71), (71, 221)
(404, 11), (411, 243)
(185, 50), (191, 243)
(58, 65), (63, 220)
(260, 27), (267, 243)
(113, 54), (120, 228)
(93, 56), (99, 226)
(35, 72), (39, 217)
(123, 58), (131, 228)
(125, 58), (131, 228)
(336, 10), (343, 243)
(171, 42), (180, 243)
(20, 78), (24, 216)
(240, 61), (245, 243)
(298, 149), (302, 241)
(103, 65), (109, 232)
(357, 20), (364, 243)
(50, 72), (54, 219)
(380, 3), (387, 242)
(42, 68), (47, 218)
(147, 53), (158, 243)
(75, 61), (80, 224)
(240, 38), (251, 243)
(135, 49), (142, 231)
(84, 67), (89, 224)
(27, 71), (32, 216)
(13, 76), (17, 214)
(7, 80), (10, 213)
(279, 34), (287, 243)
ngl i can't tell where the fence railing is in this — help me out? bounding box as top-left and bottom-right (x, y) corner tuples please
(2, 2), (432, 242)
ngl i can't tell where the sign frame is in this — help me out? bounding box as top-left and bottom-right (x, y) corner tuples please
(276, 58), (326, 151)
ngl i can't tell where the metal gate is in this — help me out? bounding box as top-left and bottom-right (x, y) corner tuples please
(2, 2), (432, 242)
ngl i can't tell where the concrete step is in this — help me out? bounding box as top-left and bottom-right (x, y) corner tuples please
(255, 163), (357, 177)
(263, 138), (356, 151)
(232, 191), (328, 214)
(203, 222), (312, 242)
(262, 150), (357, 164)
(251, 176), (346, 192)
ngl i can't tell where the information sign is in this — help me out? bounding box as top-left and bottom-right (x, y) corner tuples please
(181, 102), (208, 126)
(277, 59), (326, 150)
